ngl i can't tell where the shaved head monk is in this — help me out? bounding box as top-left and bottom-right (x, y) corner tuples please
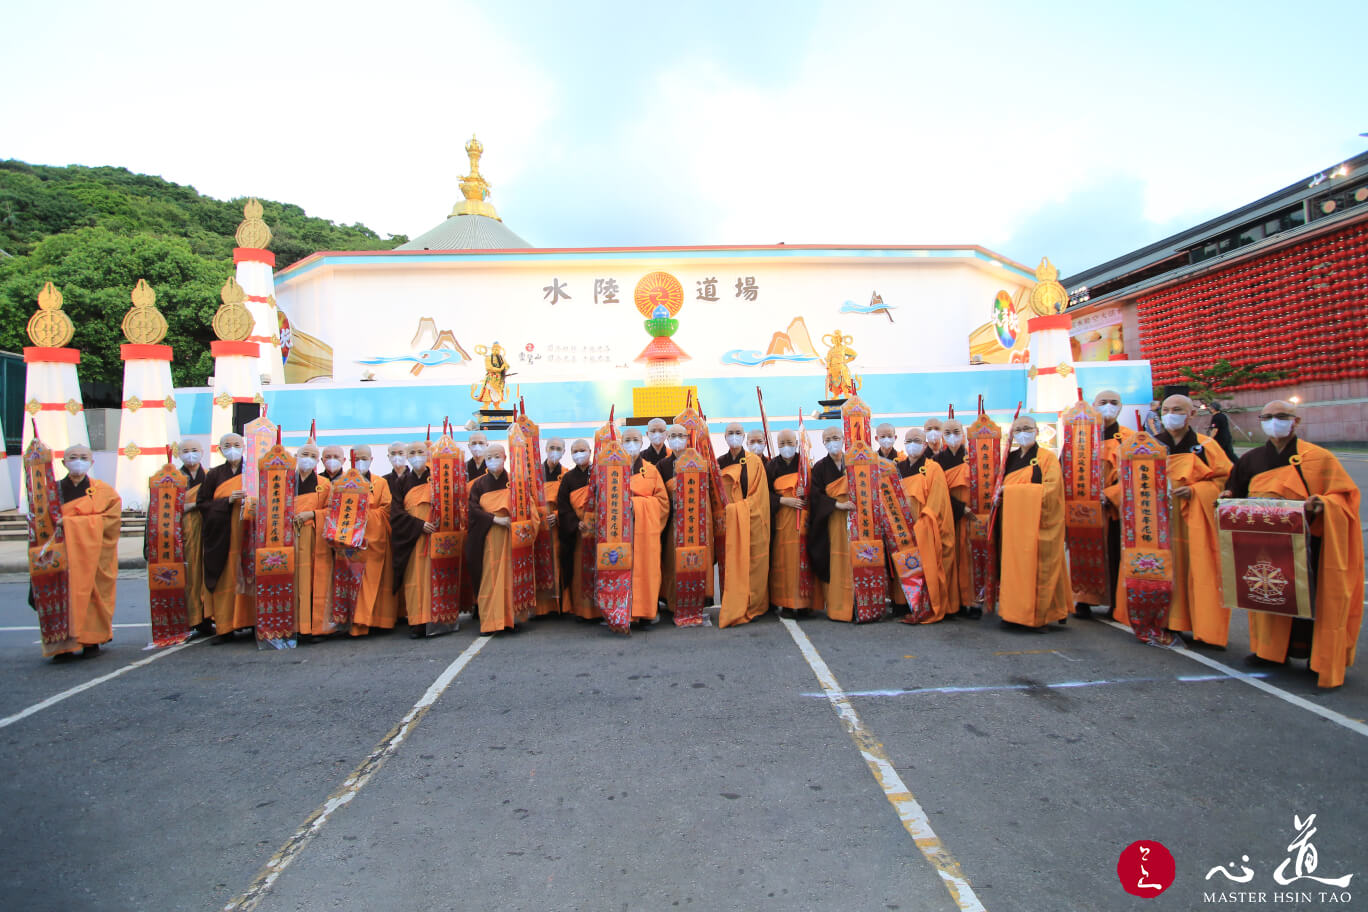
(197, 433), (253, 639)
(717, 421), (772, 627)
(556, 439), (598, 619)
(875, 423), (900, 462)
(993, 416), (1071, 629)
(935, 416), (975, 617)
(176, 439), (212, 636)
(768, 428), (809, 617)
(343, 444), (395, 636)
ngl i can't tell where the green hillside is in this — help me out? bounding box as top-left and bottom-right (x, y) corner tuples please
(0, 160), (406, 396)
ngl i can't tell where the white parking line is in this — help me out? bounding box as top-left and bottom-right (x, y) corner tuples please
(0, 638), (204, 729)
(782, 617), (986, 912)
(224, 634), (492, 912)
(803, 671), (1268, 699)
(1100, 619), (1368, 738)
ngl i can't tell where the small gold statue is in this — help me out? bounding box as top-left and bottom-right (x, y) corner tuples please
(470, 342), (511, 408)
(821, 330), (861, 400)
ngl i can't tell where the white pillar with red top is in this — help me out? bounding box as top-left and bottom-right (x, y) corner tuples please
(234, 246), (284, 386)
(1026, 313), (1080, 414)
(114, 344), (181, 510)
(19, 346), (89, 510)
(209, 341), (263, 467)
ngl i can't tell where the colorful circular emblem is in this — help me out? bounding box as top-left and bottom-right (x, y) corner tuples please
(992, 290), (1016, 349)
(634, 271), (684, 318)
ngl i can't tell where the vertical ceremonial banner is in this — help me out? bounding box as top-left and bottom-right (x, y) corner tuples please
(239, 414), (276, 597)
(676, 401), (730, 590)
(669, 448), (712, 626)
(842, 397), (887, 623)
(1119, 430), (1175, 644)
(25, 437), (74, 657)
(254, 442), (297, 648)
(428, 429), (468, 634)
(1060, 398), (1109, 604)
(507, 422), (541, 622)
(593, 431), (635, 633)
(1216, 499), (1314, 619)
(515, 405), (557, 603)
(146, 460), (190, 647)
(876, 460), (930, 620)
(323, 467), (369, 630)
(796, 411), (814, 607)
(965, 408), (1002, 607)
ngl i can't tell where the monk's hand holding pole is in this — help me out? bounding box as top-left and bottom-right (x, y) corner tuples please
(835, 500), (853, 511)
(1306, 494), (1324, 516)
(422, 520), (437, 533)
(781, 496), (807, 509)
(293, 510), (314, 528)
(1171, 485), (1193, 500)
(494, 515), (512, 528)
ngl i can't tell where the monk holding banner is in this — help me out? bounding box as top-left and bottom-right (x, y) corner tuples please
(621, 427), (670, 626)
(534, 437), (566, 617)
(1093, 390), (1133, 618)
(992, 416), (1072, 629)
(391, 439), (436, 637)
(1224, 401), (1363, 688)
(768, 428), (810, 618)
(378, 441), (408, 625)
(936, 413), (976, 618)
(344, 445), (394, 635)
(1153, 394), (1233, 647)
(198, 433), (252, 638)
(176, 439), (211, 636)
(718, 421), (771, 627)
(467, 442), (526, 634)
(664, 421), (717, 626)
(592, 419), (636, 634)
(556, 439), (599, 620)
(292, 438), (337, 638)
(1059, 395), (1110, 619)
(896, 427), (955, 622)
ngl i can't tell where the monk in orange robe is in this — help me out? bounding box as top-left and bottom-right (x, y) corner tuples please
(176, 438), (213, 636)
(718, 422), (771, 627)
(621, 427), (670, 625)
(534, 437), (567, 617)
(994, 416), (1072, 629)
(197, 433), (252, 638)
(808, 426), (856, 621)
(467, 443), (528, 634)
(557, 439), (599, 620)
(1088, 389), (1133, 620)
(391, 440), (436, 637)
(376, 441), (409, 628)
(286, 440), (334, 637)
(935, 418), (977, 618)
(896, 427), (956, 622)
(768, 429), (808, 617)
(466, 430), (489, 482)
(43, 445), (121, 660)
(923, 417), (945, 459)
(342, 445), (394, 636)
(1226, 400), (1363, 688)
(1121, 395), (1232, 646)
(875, 423), (902, 463)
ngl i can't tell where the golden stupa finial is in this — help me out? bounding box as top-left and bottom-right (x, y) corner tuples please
(27, 281), (76, 348)
(1028, 256), (1069, 316)
(235, 198), (273, 249)
(122, 278), (169, 344)
(212, 276), (255, 342)
(450, 133), (502, 221)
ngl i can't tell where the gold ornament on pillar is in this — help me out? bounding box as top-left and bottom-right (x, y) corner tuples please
(213, 276), (255, 342)
(1028, 258), (1069, 316)
(121, 279), (169, 344)
(235, 198), (273, 249)
(450, 135), (501, 220)
(27, 282), (76, 348)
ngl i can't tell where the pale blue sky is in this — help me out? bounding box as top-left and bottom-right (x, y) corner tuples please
(3, 0), (1365, 273)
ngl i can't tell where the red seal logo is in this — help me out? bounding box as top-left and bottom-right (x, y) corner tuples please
(1117, 840), (1175, 897)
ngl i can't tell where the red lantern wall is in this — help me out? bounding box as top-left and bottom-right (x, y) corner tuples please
(1136, 219), (1368, 390)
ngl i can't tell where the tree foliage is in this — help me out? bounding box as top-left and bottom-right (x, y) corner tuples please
(1164, 359), (1294, 407)
(0, 160), (407, 397)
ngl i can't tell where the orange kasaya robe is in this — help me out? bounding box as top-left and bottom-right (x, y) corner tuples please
(1118, 432), (1232, 645)
(201, 471), (254, 634)
(561, 484), (600, 619)
(350, 473), (394, 635)
(769, 473), (806, 611)
(1246, 443), (1364, 688)
(58, 477), (121, 650)
(719, 454), (771, 628)
(629, 460), (670, 620)
(476, 488), (519, 634)
(400, 479), (434, 625)
(375, 472), (407, 627)
(895, 459), (956, 622)
(295, 475), (336, 636)
(535, 475), (563, 617)
(1098, 426), (1136, 612)
(997, 447), (1072, 628)
(812, 476), (854, 622)
(182, 471), (207, 627)
(941, 458), (974, 609)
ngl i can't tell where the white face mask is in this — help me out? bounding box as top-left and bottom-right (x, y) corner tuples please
(623, 441), (642, 457)
(296, 456), (317, 473)
(355, 459), (371, 474)
(944, 432), (963, 448)
(389, 453), (407, 469)
(572, 450), (590, 466)
(547, 448), (563, 462)
(778, 445), (797, 460)
(926, 430), (943, 444)
(65, 458), (91, 476)
(486, 456), (505, 473)
(408, 454), (426, 472)
(747, 441), (766, 455)
(1161, 412), (1188, 432)
(877, 436), (895, 450)
(667, 436), (688, 453)
(1013, 431), (1036, 448)
(904, 442), (926, 459)
(725, 433), (744, 448)
(221, 446), (242, 462)
(1097, 403), (1121, 421)
(470, 443), (487, 458)
(648, 432), (665, 446)
(180, 452), (202, 467)
(825, 440), (843, 456)
(323, 458), (342, 473)
(1262, 418), (1294, 438)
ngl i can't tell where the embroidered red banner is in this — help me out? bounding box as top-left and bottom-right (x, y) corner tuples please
(429, 432), (468, 630)
(254, 444), (297, 643)
(25, 439), (74, 657)
(146, 463), (190, 647)
(593, 436), (635, 633)
(1217, 498), (1313, 619)
(1120, 431), (1174, 644)
(1060, 399), (1109, 604)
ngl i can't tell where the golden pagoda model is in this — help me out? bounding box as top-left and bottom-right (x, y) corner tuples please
(235, 198), (273, 249)
(630, 271), (697, 419)
(450, 135), (501, 220)
(1028, 257), (1069, 316)
(213, 276), (255, 342)
(121, 279), (168, 345)
(27, 282), (75, 348)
